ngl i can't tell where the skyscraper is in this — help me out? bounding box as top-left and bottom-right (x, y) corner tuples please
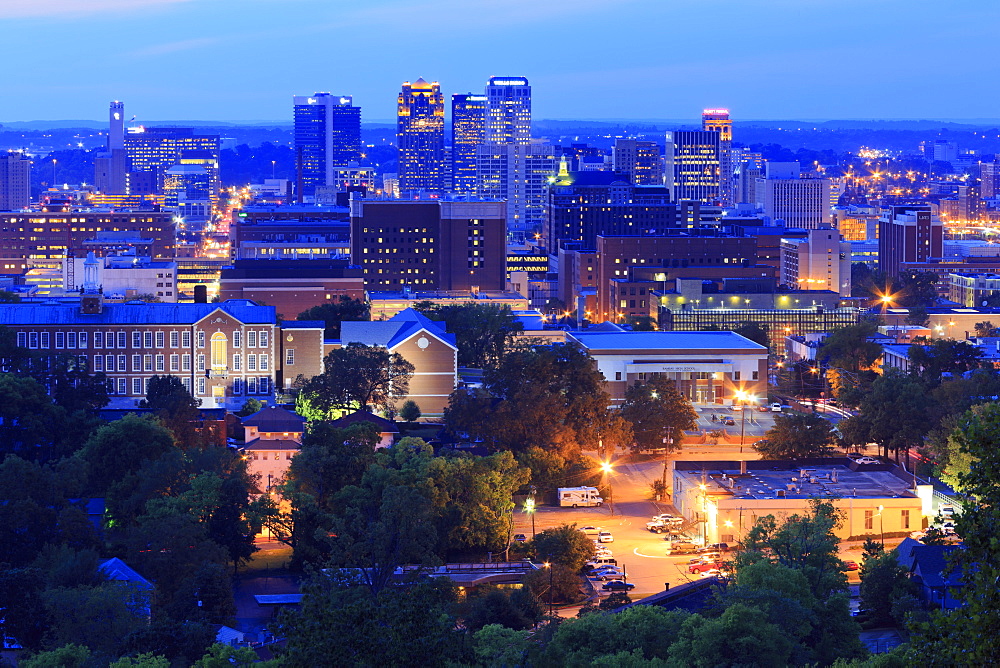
(293, 93), (362, 197)
(485, 77), (531, 144)
(702, 109), (734, 207)
(664, 130), (721, 203)
(124, 126), (221, 201)
(397, 78), (445, 194)
(0, 152), (30, 210)
(451, 93), (487, 194)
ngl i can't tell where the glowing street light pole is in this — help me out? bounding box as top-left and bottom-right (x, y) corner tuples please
(524, 496), (536, 538)
(734, 391), (758, 453)
(601, 462), (614, 516)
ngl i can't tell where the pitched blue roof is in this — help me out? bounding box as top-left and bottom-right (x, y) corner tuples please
(100, 557), (153, 588)
(570, 330), (767, 351)
(0, 300), (275, 325)
(340, 308), (457, 349)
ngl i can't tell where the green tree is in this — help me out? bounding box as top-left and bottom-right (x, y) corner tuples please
(896, 270), (939, 307)
(530, 524), (596, 571)
(109, 653), (170, 668)
(446, 343), (612, 455)
(419, 302), (524, 368)
(297, 296), (370, 339)
(819, 320), (882, 374)
(399, 399), (421, 423)
(472, 624), (533, 667)
(426, 451), (530, 556)
(192, 643), (268, 668)
(858, 538), (918, 628)
(464, 585), (543, 632)
(620, 376), (698, 452)
(234, 397), (264, 417)
(735, 321), (771, 350)
(840, 369), (936, 461)
(20, 644), (92, 668)
(753, 412), (837, 459)
(298, 343), (414, 417)
(42, 582), (151, 659)
(139, 375), (203, 448)
(522, 563), (586, 606)
(909, 402), (1000, 664)
(670, 603), (796, 668)
(279, 577), (466, 666)
(974, 321), (998, 337)
(908, 338), (984, 386)
(81, 413), (176, 495)
(0, 373), (72, 461)
(542, 606), (689, 665)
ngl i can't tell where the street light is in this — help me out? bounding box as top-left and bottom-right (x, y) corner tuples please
(524, 496), (536, 538)
(876, 504), (885, 545)
(543, 561), (554, 615)
(601, 462), (615, 516)
(734, 391), (758, 453)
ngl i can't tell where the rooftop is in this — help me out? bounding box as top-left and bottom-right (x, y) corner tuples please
(569, 330), (768, 352)
(241, 405), (307, 431)
(0, 300), (275, 325)
(675, 459), (917, 500)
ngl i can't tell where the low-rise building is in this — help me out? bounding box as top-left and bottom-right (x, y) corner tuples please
(671, 459), (929, 544)
(241, 405), (306, 490)
(567, 328), (768, 405)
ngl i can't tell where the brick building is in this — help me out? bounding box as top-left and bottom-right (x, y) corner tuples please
(0, 210), (175, 274)
(241, 405), (307, 490)
(219, 259), (364, 319)
(350, 198), (506, 292)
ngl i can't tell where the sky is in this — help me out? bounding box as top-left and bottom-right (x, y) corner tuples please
(2, 0), (998, 123)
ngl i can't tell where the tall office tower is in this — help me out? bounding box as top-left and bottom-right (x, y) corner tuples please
(293, 93), (362, 197)
(94, 101), (130, 194)
(451, 93), (487, 194)
(702, 109), (734, 207)
(477, 143), (556, 243)
(397, 78), (445, 194)
(0, 152), (30, 210)
(878, 204), (943, 276)
(124, 127), (221, 201)
(756, 162), (832, 229)
(485, 77), (531, 145)
(664, 130), (721, 203)
(612, 139), (663, 185)
(780, 227), (852, 296)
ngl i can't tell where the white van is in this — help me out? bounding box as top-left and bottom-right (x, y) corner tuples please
(771, 403), (782, 412)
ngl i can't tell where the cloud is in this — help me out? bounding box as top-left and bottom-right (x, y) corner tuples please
(0, 0), (194, 19)
(128, 36), (222, 57)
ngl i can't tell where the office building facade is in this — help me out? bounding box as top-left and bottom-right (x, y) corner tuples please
(293, 93), (362, 197)
(702, 109), (734, 207)
(477, 142), (556, 242)
(124, 126), (221, 201)
(451, 93), (487, 194)
(397, 79), (445, 193)
(612, 139), (663, 186)
(484, 77), (531, 145)
(665, 130), (722, 204)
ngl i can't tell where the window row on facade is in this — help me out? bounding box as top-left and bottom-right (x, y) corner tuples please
(104, 375), (272, 396)
(14, 329), (271, 350)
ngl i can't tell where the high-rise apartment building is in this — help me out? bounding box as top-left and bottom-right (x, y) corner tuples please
(878, 204), (943, 275)
(485, 77), (531, 145)
(293, 93), (362, 197)
(702, 109), (734, 207)
(350, 198), (506, 291)
(981, 159), (999, 199)
(612, 139), (663, 186)
(664, 130), (721, 204)
(397, 79), (445, 194)
(0, 151), (30, 210)
(451, 93), (487, 195)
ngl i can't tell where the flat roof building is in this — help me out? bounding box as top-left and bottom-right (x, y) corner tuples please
(567, 329), (768, 406)
(671, 458), (929, 544)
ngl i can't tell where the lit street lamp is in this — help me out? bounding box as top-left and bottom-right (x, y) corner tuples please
(734, 390), (757, 453)
(543, 561), (553, 615)
(601, 462), (615, 516)
(524, 496), (536, 538)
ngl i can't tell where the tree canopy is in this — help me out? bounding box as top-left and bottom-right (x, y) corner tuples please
(297, 343), (414, 418)
(297, 297), (370, 339)
(620, 376), (698, 452)
(753, 412), (838, 459)
(416, 302), (524, 369)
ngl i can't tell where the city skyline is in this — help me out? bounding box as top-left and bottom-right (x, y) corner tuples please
(2, 0), (997, 122)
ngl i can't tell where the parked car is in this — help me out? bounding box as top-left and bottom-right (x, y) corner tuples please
(722, 417), (736, 426)
(598, 531), (614, 543)
(939, 504), (956, 518)
(586, 565), (622, 576)
(843, 560), (859, 571)
(647, 521), (677, 533)
(579, 526), (601, 535)
(602, 580), (635, 592)
(699, 568), (728, 579)
(698, 543), (730, 553)
(694, 551), (722, 563)
(853, 456), (880, 465)
(771, 403), (782, 412)
(652, 513), (683, 523)
(585, 558), (618, 569)
(689, 561), (723, 574)
(513, 534), (527, 543)
(666, 541), (699, 555)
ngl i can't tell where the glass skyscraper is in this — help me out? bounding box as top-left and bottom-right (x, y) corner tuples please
(293, 93), (362, 197)
(450, 93), (486, 195)
(397, 79), (445, 194)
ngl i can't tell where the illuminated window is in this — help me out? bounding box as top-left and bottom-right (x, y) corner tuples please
(211, 332), (227, 370)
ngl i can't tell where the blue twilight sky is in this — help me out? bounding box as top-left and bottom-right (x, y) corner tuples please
(2, 0), (998, 123)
